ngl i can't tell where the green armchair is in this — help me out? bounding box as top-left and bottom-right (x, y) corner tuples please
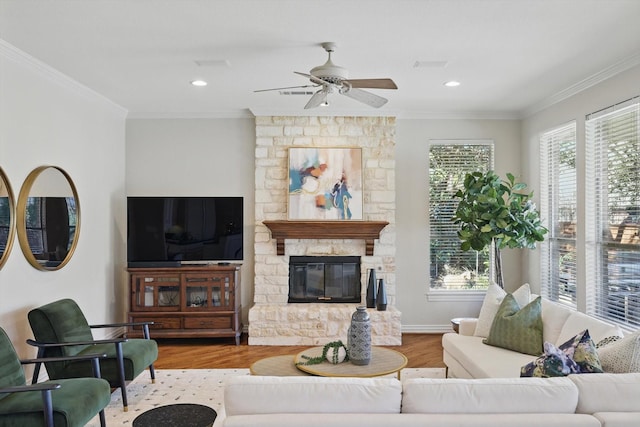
(27, 298), (158, 412)
(0, 327), (110, 427)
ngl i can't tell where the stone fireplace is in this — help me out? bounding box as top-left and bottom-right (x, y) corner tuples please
(249, 116), (401, 345)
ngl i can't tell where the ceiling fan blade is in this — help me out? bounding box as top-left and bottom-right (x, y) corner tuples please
(254, 84), (318, 93)
(340, 87), (388, 108)
(344, 78), (398, 90)
(294, 71), (331, 87)
(304, 89), (328, 109)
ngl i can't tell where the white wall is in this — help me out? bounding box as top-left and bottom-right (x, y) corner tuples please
(521, 63), (640, 311)
(125, 118), (256, 326)
(0, 41), (127, 359)
(395, 118), (523, 330)
(126, 116), (525, 332)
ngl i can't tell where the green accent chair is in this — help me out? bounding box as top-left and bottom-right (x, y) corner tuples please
(27, 299), (158, 412)
(0, 327), (110, 427)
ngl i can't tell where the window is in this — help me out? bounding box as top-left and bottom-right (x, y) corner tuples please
(586, 97), (640, 328)
(540, 122), (577, 307)
(429, 140), (494, 291)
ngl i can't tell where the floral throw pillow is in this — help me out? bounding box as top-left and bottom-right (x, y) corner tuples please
(521, 341), (579, 377)
(521, 329), (603, 377)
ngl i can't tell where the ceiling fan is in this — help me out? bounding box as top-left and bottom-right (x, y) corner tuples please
(255, 42), (397, 109)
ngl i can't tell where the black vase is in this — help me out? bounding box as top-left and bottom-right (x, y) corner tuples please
(376, 278), (387, 311)
(366, 269), (377, 308)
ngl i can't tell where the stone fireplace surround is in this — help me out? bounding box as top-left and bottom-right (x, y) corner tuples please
(249, 116), (401, 345)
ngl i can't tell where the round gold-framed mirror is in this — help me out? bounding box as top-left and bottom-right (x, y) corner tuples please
(17, 166), (81, 271)
(0, 166), (16, 269)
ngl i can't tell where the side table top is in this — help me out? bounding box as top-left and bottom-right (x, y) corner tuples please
(294, 346), (408, 377)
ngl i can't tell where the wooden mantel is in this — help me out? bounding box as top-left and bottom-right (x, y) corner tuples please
(263, 220), (389, 256)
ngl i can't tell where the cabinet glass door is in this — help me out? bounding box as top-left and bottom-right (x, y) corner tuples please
(184, 274), (231, 310)
(133, 275), (180, 310)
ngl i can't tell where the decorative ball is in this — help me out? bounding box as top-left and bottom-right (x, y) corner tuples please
(325, 345), (347, 364)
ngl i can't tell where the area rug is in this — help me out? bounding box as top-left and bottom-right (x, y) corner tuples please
(87, 367), (446, 426)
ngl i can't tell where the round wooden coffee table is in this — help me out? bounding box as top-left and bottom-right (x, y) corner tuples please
(294, 346), (407, 378)
(250, 355), (312, 376)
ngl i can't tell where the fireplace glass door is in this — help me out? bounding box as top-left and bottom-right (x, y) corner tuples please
(288, 256), (361, 303)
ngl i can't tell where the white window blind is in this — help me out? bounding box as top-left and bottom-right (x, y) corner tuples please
(586, 97), (640, 328)
(540, 122), (577, 307)
(429, 140), (494, 290)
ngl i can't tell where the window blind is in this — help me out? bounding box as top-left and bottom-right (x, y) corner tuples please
(540, 122), (577, 307)
(586, 97), (640, 328)
(429, 141), (494, 290)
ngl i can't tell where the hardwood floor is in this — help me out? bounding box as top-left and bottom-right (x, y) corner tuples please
(154, 333), (446, 369)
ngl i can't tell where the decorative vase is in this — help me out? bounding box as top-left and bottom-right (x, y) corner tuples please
(366, 268), (377, 308)
(376, 278), (387, 311)
(348, 306), (371, 365)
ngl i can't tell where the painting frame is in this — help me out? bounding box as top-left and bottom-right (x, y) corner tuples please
(288, 147), (363, 221)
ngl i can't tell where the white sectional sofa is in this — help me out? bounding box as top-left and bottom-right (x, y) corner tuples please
(222, 374), (640, 427)
(442, 297), (625, 378)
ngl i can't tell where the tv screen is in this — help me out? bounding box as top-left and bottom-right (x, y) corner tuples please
(127, 197), (243, 267)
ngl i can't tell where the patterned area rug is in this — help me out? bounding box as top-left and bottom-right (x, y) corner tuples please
(87, 367), (446, 426)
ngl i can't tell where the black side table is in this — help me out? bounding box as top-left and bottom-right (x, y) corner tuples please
(132, 403), (217, 427)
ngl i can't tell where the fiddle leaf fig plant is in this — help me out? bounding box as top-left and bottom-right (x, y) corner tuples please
(452, 171), (548, 288)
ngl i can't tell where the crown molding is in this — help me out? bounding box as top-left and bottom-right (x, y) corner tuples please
(0, 39), (127, 118)
(521, 50), (640, 118)
(127, 109), (255, 119)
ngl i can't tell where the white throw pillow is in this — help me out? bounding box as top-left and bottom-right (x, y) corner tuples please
(473, 283), (531, 338)
(598, 330), (640, 373)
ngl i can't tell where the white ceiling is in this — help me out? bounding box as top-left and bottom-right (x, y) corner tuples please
(1, 0), (639, 118)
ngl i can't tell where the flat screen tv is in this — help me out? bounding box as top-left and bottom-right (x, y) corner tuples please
(127, 196), (243, 267)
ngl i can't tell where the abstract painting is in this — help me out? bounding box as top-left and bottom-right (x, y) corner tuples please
(288, 147), (363, 220)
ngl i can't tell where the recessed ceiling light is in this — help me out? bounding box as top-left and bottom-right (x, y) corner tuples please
(444, 81), (461, 87)
(191, 80), (208, 87)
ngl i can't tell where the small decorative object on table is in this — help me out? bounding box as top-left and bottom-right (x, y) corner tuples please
(348, 306), (372, 365)
(296, 341), (349, 365)
(366, 268), (377, 308)
(376, 278), (387, 311)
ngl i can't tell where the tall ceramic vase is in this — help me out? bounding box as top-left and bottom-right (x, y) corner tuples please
(348, 306), (371, 365)
(376, 278), (387, 311)
(366, 269), (377, 308)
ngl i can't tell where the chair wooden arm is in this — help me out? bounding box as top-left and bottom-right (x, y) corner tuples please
(27, 337), (127, 348)
(91, 321), (154, 328)
(0, 383), (61, 394)
(91, 321), (154, 339)
(21, 352), (107, 365)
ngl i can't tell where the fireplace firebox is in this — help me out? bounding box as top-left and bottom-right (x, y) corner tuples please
(288, 256), (361, 303)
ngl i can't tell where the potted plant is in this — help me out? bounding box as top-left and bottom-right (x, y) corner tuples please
(452, 171), (548, 288)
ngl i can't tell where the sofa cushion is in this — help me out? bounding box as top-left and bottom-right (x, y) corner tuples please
(569, 372), (640, 413)
(402, 377), (578, 414)
(223, 376), (402, 416)
(474, 283), (531, 338)
(598, 330), (640, 373)
(592, 412), (640, 427)
(556, 310), (623, 346)
(483, 295), (543, 356)
(541, 299), (574, 344)
(443, 333), (537, 378)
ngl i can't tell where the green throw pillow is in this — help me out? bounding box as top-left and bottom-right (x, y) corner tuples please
(483, 294), (543, 356)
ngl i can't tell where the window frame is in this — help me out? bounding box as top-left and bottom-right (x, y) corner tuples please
(585, 96), (640, 329)
(539, 121), (578, 308)
(427, 139), (495, 301)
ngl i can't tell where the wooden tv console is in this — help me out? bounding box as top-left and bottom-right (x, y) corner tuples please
(127, 265), (242, 344)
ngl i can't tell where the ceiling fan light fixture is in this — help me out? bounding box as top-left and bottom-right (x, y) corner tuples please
(191, 80), (208, 87)
(444, 80), (461, 87)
